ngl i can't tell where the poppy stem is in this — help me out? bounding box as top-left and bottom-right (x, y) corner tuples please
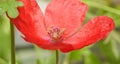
(10, 22), (16, 64)
(56, 50), (59, 64)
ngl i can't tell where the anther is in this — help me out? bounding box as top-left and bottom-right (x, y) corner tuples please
(47, 26), (65, 42)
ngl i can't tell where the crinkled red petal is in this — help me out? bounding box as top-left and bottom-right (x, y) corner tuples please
(60, 16), (115, 52)
(45, 0), (88, 38)
(9, 0), (58, 50)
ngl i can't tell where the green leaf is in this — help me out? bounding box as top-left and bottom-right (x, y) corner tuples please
(6, 0), (23, 18)
(16, 1), (24, 7)
(0, 0), (23, 18)
(7, 8), (19, 18)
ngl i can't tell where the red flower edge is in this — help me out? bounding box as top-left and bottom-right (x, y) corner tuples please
(9, 0), (114, 52)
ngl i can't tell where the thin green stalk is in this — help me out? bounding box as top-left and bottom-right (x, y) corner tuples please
(83, 0), (120, 15)
(10, 22), (15, 64)
(56, 50), (59, 64)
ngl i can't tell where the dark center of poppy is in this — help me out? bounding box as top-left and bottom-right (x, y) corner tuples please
(47, 26), (65, 42)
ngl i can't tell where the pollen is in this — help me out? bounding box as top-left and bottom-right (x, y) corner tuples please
(47, 26), (65, 42)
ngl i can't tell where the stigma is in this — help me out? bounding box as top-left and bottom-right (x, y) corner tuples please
(47, 26), (65, 42)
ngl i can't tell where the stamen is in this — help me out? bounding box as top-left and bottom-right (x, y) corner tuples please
(47, 26), (65, 42)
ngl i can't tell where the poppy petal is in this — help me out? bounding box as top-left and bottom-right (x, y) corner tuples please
(60, 16), (115, 52)
(10, 0), (58, 50)
(45, 0), (88, 37)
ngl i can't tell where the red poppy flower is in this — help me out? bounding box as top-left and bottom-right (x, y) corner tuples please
(9, 0), (114, 52)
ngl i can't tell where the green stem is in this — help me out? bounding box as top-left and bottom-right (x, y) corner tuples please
(56, 50), (59, 64)
(10, 22), (15, 64)
(83, 0), (120, 15)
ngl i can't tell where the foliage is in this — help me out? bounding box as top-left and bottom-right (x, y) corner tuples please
(0, 0), (23, 18)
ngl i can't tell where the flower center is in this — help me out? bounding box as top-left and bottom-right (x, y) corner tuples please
(47, 26), (65, 42)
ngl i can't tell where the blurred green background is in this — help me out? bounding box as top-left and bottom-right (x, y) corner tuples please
(0, 0), (120, 64)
